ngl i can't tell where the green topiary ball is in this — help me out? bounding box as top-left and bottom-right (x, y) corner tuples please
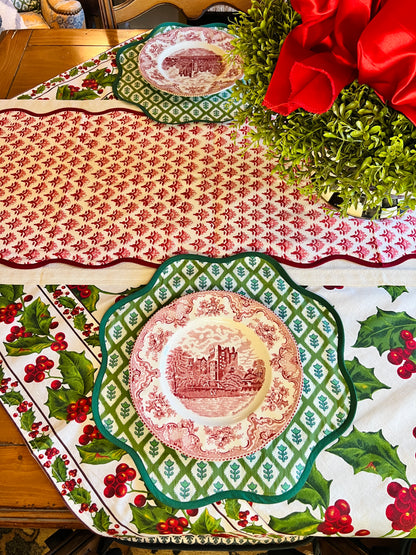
(229, 0), (416, 217)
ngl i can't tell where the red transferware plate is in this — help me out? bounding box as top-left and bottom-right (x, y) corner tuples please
(129, 291), (303, 461)
(138, 26), (244, 97)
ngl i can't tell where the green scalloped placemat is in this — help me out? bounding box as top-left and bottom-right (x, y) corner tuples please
(93, 253), (356, 508)
(112, 22), (244, 124)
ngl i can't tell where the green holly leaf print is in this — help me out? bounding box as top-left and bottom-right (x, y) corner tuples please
(73, 285), (101, 312)
(4, 336), (54, 356)
(69, 487), (91, 505)
(76, 438), (126, 465)
(20, 298), (53, 335)
(130, 503), (176, 533)
(288, 463), (331, 510)
(378, 286), (408, 302)
(29, 434), (53, 451)
(269, 508), (321, 536)
(20, 408), (36, 431)
(51, 456), (68, 483)
(56, 85), (99, 100)
(242, 524), (268, 535)
(46, 387), (81, 420)
(73, 312), (87, 331)
(327, 427), (407, 482)
(345, 357), (390, 401)
(0, 285), (23, 304)
(58, 296), (77, 310)
(190, 508), (225, 535)
(354, 308), (416, 355)
(85, 334), (100, 347)
(93, 508), (111, 532)
(86, 69), (116, 87)
(224, 498), (241, 520)
(58, 351), (95, 395)
(1, 390), (23, 406)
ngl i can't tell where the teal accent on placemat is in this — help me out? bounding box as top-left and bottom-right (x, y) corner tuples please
(112, 22), (244, 124)
(93, 253), (356, 508)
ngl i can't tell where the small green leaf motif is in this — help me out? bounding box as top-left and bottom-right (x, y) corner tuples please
(378, 285), (408, 302)
(29, 434), (53, 451)
(93, 508), (111, 532)
(1, 390), (24, 406)
(354, 308), (416, 355)
(20, 408), (36, 431)
(56, 85), (99, 100)
(73, 312), (87, 331)
(190, 508), (225, 535)
(51, 456), (68, 483)
(76, 438), (126, 465)
(69, 487), (91, 505)
(5, 336), (54, 356)
(130, 503), (176, 534)
(20, 298), (53, 335)
(224, 498), (241, 520)
(46, 387), (81, 420)
(58, 296), (77, 309)
(327, 427), (408, 482)
(345, 357), (390, 401)
(0, 285), (23, 304)
(269, 508), (321, 536)
(288, 463), (332, 510)
(58, 351), (95, 395)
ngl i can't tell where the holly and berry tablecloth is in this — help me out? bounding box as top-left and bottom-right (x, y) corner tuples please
(0, 29), (416, 549)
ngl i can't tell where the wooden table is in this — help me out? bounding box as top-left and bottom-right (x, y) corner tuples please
(0, 28), (143, 527)
(0, 29), (144, 99)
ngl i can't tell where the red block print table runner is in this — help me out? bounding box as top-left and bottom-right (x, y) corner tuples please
(1, 105), (416, 268)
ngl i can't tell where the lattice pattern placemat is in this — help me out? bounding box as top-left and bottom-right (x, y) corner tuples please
(94, 253), (356, 507)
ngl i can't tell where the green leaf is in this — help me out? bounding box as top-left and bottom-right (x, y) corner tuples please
(76, 438), (126, 465)
(288, 463), (331, 510)
(85, 334), (100, 347)
(69, 487), (91, 505)
(378, 286), (408, 302)
(58, 351), (95, 395)
(51, 456), (68, 483)
(5, 336), (53, 356)
(76, 285), (101, 312)
(19, 299), (53, 335)
(242, 523), (268, 535)
(130, 503), (176, 533)
(46, 387), (81, 420)
(20, 408), (36, 431)
(0, 285), (23, 304)
(29, 434), (53, 451)
(86, 69), (116, 87)
(190, 508), (225, 535)
(73, 312), (87, 331)
(4, 335), (53, 356)
(353, 308), (416, 355)
(224, 498), (241, 520)
(327, 427), (407, 482)
(345, 357), (390, 401)
(1, 390), (24, 406)
(269, 508), (321, 536)
(58, 296), (77, 309)
(93, 508), (111, 532)
(71, 89), (100, 100)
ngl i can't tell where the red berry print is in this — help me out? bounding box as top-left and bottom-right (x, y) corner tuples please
(387, 330), (416, 380)
(386, 482), (416, 531)
(66, 397), (92, 422)
(0, 303), (22, 324)
(317, 500), (354, 535)
(102, 463), (137, 498)
(156, 516), (188, 534)
(134, 494), (146, 507)
(78, 424), (103, 446)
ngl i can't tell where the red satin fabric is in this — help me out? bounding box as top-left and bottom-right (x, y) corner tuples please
(263, 0), (416, 125)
